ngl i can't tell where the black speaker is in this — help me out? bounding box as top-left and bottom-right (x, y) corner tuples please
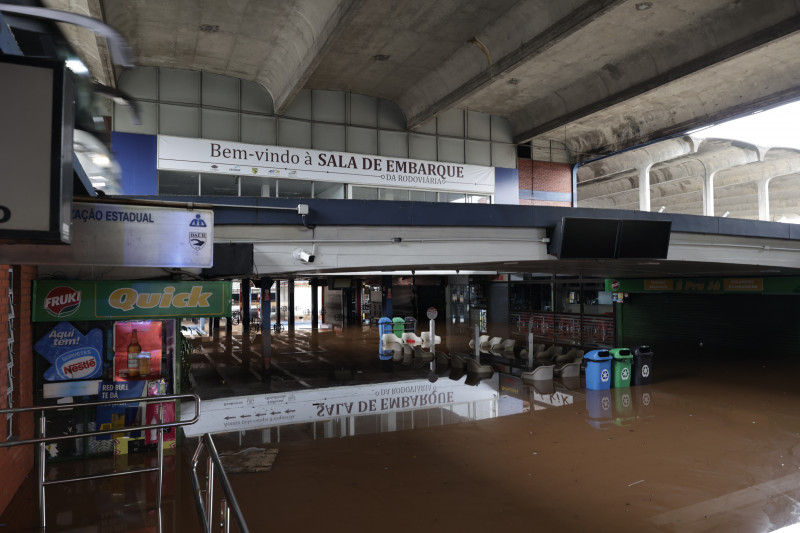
(203, 243), (254, 277)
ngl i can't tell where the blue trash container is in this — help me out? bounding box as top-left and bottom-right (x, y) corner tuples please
(378, 317), (394, 360)
(584, 349), (612, 390)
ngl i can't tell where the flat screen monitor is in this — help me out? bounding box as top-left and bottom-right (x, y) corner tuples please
(556, 217), (619, 259)
(616, 220), (671, 259)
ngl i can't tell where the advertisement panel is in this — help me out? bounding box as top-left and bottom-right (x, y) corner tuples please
(113, 320), (162, 381)
(34, 322), (103, 381)
(32, 280), (232, 321)
(158, 135), (495, 194)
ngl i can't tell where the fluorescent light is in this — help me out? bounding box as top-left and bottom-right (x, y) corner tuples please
(65, 58), (89, 76)
(89, 176), (108, 187)
(90, 154), (111, 167)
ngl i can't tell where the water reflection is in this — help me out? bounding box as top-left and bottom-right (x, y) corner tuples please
(184, 368), (659, 450)
(585, 386), (654, 430)
(183, 372), (500, 441)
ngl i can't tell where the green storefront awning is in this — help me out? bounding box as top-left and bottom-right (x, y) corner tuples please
(605, 277), (800, 295)
(33, 280), (232, 322)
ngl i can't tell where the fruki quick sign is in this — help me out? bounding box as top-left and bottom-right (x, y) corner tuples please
(32, 280), (232, 321)
(34, 322), (103, 381)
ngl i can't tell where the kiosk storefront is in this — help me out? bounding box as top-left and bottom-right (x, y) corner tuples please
(31, 279), (231, 460)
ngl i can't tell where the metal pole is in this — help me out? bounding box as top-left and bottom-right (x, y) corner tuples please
(206, 453), (215, 527)
(39, 412), (46, 528)
(527, 332), (535, 369)
(223, 500), (231, 533)
(157, 403), (164, 509)
(473, 325), (480, 358)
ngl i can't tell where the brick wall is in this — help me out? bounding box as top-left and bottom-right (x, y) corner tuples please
(518, 158), (572, 206)
(0, 265), (36, 516)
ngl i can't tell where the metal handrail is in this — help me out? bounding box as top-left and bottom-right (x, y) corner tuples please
(191, 433), (250, 533)
(0, 393), (201, 529)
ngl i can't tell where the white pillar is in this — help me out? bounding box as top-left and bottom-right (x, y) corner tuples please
(638, 163), (653, 212)
(757, 177), (772, 221)
(702, 170), (716, 216)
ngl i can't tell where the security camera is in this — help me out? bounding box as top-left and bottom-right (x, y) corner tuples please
(293, 248), (315, 263)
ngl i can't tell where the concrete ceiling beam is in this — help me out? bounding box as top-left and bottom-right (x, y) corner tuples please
(402, 0), (625, 130)
(271, 0), (362, 115)
(519, 5), (800, 157)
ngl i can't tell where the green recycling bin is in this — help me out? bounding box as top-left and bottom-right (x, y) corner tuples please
(392, 316), (405, 337)
(609, 348), (633, 388)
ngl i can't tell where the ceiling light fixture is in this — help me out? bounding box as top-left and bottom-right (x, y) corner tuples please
(658, 206), (666, 213)
(635, 2), (653, 10)
(722, 211), (730, 217)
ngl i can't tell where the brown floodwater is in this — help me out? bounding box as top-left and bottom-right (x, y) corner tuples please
(6, 330), (800, 532)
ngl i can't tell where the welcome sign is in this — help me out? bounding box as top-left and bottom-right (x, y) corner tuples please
(158, 135), (495, 194)
(32, 280), (232, 321)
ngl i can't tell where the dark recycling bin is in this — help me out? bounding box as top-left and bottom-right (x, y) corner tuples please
(632, 345), (653, 386)
(609, 348), (633, 388)
(378, 317), (394, 360)
(584, 349), (612, 390)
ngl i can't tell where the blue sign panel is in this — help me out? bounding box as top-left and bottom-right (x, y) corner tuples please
(34, 322), (103, 381)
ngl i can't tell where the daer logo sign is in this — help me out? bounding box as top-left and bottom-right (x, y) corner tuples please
(108, 286), (213, 312)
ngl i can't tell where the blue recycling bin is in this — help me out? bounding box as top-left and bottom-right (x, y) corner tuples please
(378, 317), (394, 360)
(584, 349), (612, 390)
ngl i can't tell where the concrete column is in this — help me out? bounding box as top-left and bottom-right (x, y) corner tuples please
(211, 317), (220, 342)
(275, 280), (281, 332)
(241, 278), (251, 334)
(757, 177), (772, 221)
(702, 170), (717, 217)
(310, 279), (319, 331)
(638, 163), (653, 212)
(260, 277), (273, 381)
(225, 315), (232, 356)
(288, 278), (295, 333)
(354, 278), (362, 325)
